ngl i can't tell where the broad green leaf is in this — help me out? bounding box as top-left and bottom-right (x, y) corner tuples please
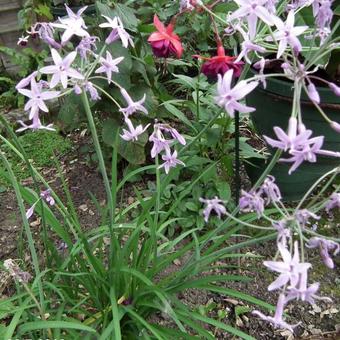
(217, 181), (231, 201)
(163, 101), (194, 129)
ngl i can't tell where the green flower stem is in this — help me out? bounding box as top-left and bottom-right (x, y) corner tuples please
(179, 109), (223, 156)
(91, 83), (122, 109)
(0, 152), (45, 317)
(153, 156), (161, 263)
(85, 45), (106, 79)
(295, 166), (340, 212)
(81, 91), (114, 226)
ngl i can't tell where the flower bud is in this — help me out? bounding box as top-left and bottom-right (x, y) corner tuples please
(307, 83), (320, 104)
(330, 121), (340, 133)
(329, 83), (340, 96)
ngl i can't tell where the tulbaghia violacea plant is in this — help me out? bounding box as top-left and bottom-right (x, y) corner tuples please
(5, 1), (340, 338)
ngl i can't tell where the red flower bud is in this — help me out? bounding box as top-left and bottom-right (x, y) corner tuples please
(194, 44), (244, 80)
(148, 15), (183, 59)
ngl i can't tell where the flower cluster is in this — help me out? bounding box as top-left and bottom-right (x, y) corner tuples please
(239, 175), (281, 217)
(264, 117), (340, 174)
(26, 189), (55, 220)
(149, 123), (186, 173)
(3, 259), (32, 283)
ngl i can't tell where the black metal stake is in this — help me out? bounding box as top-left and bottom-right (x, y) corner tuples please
(235, 111), (241, 205)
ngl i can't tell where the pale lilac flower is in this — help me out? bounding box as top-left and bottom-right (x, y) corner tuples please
(199, 196), (227, 222)
(235, 26), (266, 64)
(17, 115), (55, 133)
(25, 188), (56, 219)
(95, 52), (124, 83)
(155, 123), (186, 145)
(264, 242), (311, 291)
(149, 132), (172, 158)
(306, 83), (320, 104)
(40, 189), (55, 206)
(295, 209), (320, 227)
(253, 294), (299, 333)
(159, 150), (185, 174)
(56, 241), (68, 252)
(119, 88), (148, 117)
(4, 259), (32, 283)
(325, 193), (340, 212)
(74, 84), (82, 95)
(16, 71), (38, 90)
(269, 11), (308, 58)
(286, 270), (331, 304)
(76, 36), (98, 60)
(329, 83), (340, 96)
(17, 35), (29, 46)
(52, 5), (89, 43)
(214, 69), (258, 118)
(313, 0), (333, 29)
(17, 78), (60, 119)
(120, 118), (150, 142)
(253, 58), (267, 88)
(264, 119), (340, 174)
(25, 203), (37, 219)
(99, 15), (134, 47)
(229, 0), (275, 39)
(32, 22), (61, 49)
(260, 175), (282, 203)
(149, 123), (184, 158)
(239, 190), (265, 217)
(40, 49), (84, 89)
(307, 237), (339, 269)
(84, 81), (100, 101)
(280, 133), (340, 174)
(272, 220), (291, 247)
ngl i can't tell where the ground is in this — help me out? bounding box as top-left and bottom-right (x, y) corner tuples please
(0, 128), (339, 339)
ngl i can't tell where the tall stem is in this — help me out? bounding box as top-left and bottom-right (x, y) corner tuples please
(153, 156), (161, 263)
(81, 91), (114, 226)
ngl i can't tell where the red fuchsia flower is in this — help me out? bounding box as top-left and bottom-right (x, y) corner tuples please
(148, 15), (183, 59)
(194, 44), (244, 79)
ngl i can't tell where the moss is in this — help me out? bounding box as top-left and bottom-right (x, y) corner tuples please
(0, 130), (72, 185)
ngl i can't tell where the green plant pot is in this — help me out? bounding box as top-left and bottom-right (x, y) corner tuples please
(245, 72), (340, 201)
(245, 157), (337, 201)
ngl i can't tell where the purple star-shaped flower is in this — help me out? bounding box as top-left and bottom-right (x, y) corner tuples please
(119, 88), (148, 117)
(229, 0), (275, 39)
(264, 241), (311, 291)
(286, 269), (332, 304)
(52, 5), (89, 43)
(307, 237), (339, 269)
(99, 15), (134, 48)
(239, 189), (265, 217)
(253, 294), (300, 333)
(214, 69), (258, 118)
(95, 51), (124, 83)
(325, 192), (340, 212)
(120, 117), (150, 142)
(40, 49), (84, 89)
(159, 150), (185, 174)
(17, 78), (60, 119)
(199, 196), (227, 222)
(269, 10), (308, 58)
